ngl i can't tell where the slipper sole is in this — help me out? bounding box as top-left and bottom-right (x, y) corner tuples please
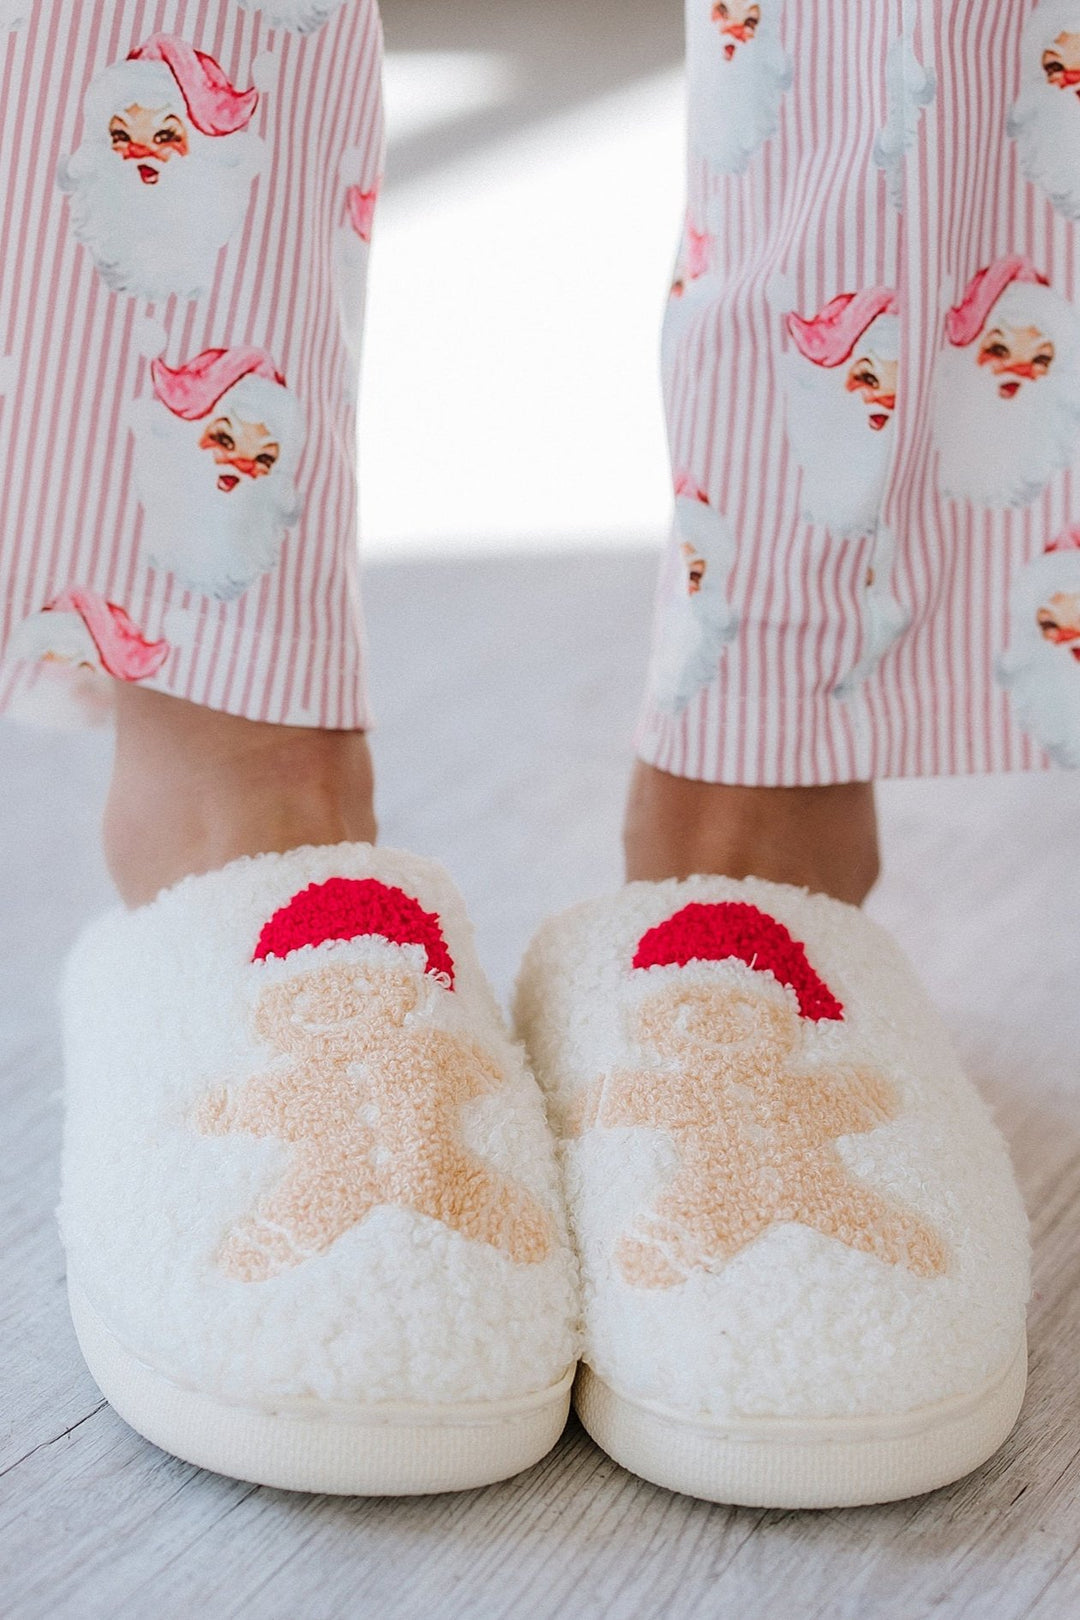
(574, 1335), (1027, 1508)
(69, 1276), (574, 1495)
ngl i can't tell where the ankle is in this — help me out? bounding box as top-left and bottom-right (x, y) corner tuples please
(623, 763), (880, 906)
(104, 687), (377, 907)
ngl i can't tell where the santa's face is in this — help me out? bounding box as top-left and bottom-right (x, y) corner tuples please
(132, 383), (304, 600)
(59, 62), (263, 301)
(712, 2), (761, 56)
(688, 0), (790, 174)
(1043, 31), (1080, 89)
(681, 541), (707, 594)
(1038, 589), (1080, 651)
(846, 348), (899, 431)
(647, 500), (739, 713)
(1010, 9), (1080, 219)
(109, 101), (190, 184)
(198, 413), (281, 493)
(998, 552), (1080, 763)
(782, 314), (899, 535)
(975, 320), (1055, 399)
(935, 284), (1080, 508)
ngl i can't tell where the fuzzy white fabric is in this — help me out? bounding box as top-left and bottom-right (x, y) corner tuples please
(60, 844), (578, 1407)
(514, 876), (1030, 1422)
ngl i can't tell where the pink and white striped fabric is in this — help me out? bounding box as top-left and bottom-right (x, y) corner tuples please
(4, 3), (1080, 782)
(0, 0), (383, 729)
(636, 0), (1080, 783)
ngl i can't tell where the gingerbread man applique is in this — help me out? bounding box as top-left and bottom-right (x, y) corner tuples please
(569, 902), (947, 1290)
(195, 878), (553, 1281)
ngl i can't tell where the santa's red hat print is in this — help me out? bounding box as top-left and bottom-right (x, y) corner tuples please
(58, 34), (265, 302)
(934, 254), (1080, 510)
(786, 288), (900, 370)
(128, 34), (259, 136)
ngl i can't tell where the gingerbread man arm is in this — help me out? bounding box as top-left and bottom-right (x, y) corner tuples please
(789, 1062), (897, 1142)
(193, 1065), (298, 1140)
(563, 1068), (662, 1137)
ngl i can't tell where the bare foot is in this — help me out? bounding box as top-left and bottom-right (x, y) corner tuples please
(105, 686), (377, 907)
(623, 761), (879, 906)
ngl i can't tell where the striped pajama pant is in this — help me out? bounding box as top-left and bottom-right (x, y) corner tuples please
(2, 2), (1080, 783)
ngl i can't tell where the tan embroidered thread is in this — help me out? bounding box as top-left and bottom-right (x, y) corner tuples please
(195, 960), (553, 1280)
(568, 982), (947, 1288)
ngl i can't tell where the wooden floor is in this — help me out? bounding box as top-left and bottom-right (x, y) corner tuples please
(2, 547), (1080, 1620)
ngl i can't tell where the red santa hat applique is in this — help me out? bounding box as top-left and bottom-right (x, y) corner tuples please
(252, 877), (457, 987)
(786, 288), (899, 368)
(150, 347), (286, 421)
(346, 185), (378, 242)
(945, 256), (1049, 348)
(632, 901), (845, 1022)
(42, 589), (170, 681)
(128, 34), (259, 137)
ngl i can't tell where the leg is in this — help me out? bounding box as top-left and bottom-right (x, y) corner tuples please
(0, 2), (385, 909)
(106, 686), (376, 906)
(624, 765), (879, 905)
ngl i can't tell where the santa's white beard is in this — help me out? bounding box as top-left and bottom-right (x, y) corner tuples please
(58, 127), (263, 302)
(998, 633), (1080, 766)
(131, 400), (303, 600)
(934, 343), (1080, 509)
(998, 551), (1080, 764)
(334, 227), (370, 401)
(236, 0), (349, 32)
(782, 355), (894, 536)
(687, 4), (792, 174)
(647, 510), (739, 714)
(1009, 81), (1080, 222)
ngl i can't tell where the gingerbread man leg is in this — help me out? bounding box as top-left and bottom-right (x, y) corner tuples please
(617, 1167), (772, 1288)
(428, 1150), (553, 1264)
(217, 1150), (378, 1281)
(797, 1159), (947, 1278)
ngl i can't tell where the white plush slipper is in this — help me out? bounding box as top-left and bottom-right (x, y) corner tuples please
(514, 876), (1030, 1508)
(60, 844), (578, 1494)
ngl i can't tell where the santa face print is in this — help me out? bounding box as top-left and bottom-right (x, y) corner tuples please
(998, 546), (1080, 765)
(5, 590), (171, 726)
(109, 100), (190, 182)
(131, 367), (306, 601)
(935, 275), (1080, 509)
(1042, 31), (1080, 90)
(198, 413), (281, 494)
(58, 45), (264, 303)
(235, 0), (351, 34)
(782, 303), (900, 537)
(712, 2), (761, 58)
(688, 0), (792, 174)
(846, 347), (899, 432)
(1010, 6), (1080, 220)
(647, 489), (739, 714)
(975, 321), (1055, 400)
(1038, 589), (1080, 651)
